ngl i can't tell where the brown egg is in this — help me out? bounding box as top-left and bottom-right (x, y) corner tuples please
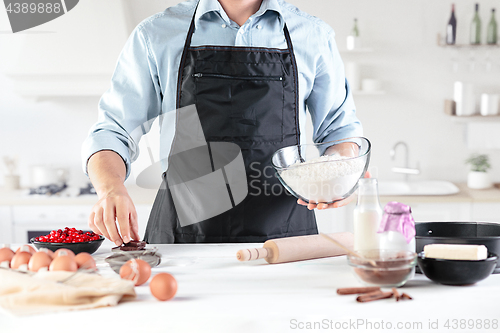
(28, 252), (53, 272)
(49, 254), (77, 272)
(15, 244), (36, 255)
(74, 253), (96, 270)
(0, 247), (15, 264)
(38, 247), (54, 259)
(11, 251), (32, 269)
(54, 248), (75, 258)
(119, 259), (151, 286)
(150, 273), (178, 301)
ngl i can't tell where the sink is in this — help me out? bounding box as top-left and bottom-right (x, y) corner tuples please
(378, 180), (460, 196)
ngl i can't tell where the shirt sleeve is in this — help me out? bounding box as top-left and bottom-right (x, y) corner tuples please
(306, 29), (362, 145)
(81, 24), (162, 179)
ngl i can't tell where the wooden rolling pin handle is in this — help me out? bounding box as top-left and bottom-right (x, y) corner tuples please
(236, 247), (270, 261)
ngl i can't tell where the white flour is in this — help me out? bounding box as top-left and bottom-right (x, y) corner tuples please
(280, 154), (365, 203)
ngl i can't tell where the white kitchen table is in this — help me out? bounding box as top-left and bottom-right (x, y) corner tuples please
(2, 243), (499, 333)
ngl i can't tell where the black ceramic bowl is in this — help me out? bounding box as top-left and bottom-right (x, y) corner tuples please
(416, 222), (500, 274)
(417, 251), (498, 285)
(30, 235), (105, 255)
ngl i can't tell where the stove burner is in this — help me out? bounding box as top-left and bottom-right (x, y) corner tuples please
(79, 183), (96, 196)
(29, 183), (67, 196)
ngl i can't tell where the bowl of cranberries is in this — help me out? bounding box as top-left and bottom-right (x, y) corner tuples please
(30, 227), (105, 254)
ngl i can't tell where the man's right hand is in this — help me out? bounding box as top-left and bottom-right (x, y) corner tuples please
(87, 150), (140, 246)
(88, 185), (139, 246)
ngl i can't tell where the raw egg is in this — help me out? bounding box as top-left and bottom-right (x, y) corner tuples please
(54, 248), (75, 258)
(15, 244), (36, 255)
(38, 247), (54, 259)
(0, 246), (15, 265)
(74, 252), (96, 270)
(150, 273), (178, 301)
(11, 250), (32, 269)
(119, 259), (151, 286)
(28, 251), (53, 272)
(49, 251), (77, 272)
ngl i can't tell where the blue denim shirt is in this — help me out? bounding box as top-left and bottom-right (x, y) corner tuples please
(82, 0), (362, 179)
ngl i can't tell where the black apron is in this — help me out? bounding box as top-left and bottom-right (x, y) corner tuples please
(144, 8), (316, 243)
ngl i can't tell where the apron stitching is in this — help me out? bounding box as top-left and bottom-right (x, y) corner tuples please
(189, 46), (289, 53)
(283, 25), (300, 147)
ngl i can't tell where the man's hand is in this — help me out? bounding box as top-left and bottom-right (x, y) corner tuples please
(87, 150), (140, 246)
(297, 195), (355, 210)
(88, 185), (139, 246)
(297, 170), (371, 210)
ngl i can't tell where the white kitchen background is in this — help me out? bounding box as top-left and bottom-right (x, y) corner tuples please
(0, 0), (499, 241)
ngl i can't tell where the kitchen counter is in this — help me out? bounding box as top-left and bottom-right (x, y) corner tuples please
(2, 243), (499, 333)
(380, 183), (500, 203)
(0, 185), (158, 206)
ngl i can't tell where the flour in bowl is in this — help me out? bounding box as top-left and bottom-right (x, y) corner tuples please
(280, 154), (365, 203)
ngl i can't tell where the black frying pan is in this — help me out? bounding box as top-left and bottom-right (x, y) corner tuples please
(416, 222), (500, 274)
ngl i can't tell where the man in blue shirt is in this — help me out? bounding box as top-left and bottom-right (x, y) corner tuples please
(82, 0), (362, 244)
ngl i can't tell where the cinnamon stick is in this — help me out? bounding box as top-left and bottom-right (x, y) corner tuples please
(356, 291), (393, 303)
(401, 292), (413, 300)
(392, 288), (401, 301)
(337, 287), (381, 295)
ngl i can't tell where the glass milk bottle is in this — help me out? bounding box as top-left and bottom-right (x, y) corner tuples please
(353, 178), (382, 251)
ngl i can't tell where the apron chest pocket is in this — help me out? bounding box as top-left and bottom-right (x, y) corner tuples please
(193, 72), (285, 143)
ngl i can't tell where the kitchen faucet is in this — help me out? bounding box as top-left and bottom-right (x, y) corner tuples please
(390, 141), (420, 182)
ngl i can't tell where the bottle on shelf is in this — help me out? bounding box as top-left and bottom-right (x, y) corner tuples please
(346, 18), (361, 50)
(470, 3), (482, 45)
(353, 178), (382, 252)
(446, 3), (457, 45)
(487, 8), (498, 45)
(351, 18), (359, 38)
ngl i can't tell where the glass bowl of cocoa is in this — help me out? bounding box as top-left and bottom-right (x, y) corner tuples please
(347, 250), (417, 288)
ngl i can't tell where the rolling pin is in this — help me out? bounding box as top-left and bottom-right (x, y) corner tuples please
(236, 232), (353, 264)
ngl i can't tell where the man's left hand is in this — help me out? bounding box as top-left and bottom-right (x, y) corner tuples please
(297, 171), (371, 210)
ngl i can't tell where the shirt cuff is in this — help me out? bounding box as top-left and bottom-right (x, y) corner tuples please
(320, 122), (363, 145)
(81, 131), (132, 180)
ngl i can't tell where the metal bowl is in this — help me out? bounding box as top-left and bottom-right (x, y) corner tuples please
(271, 137), (370, 204)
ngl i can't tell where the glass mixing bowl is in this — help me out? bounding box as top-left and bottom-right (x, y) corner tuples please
(271, 137), (370, 204)
(347, 250), (417, 288)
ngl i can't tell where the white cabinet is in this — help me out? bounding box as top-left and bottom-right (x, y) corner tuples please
(401, 202), (472, 222)
(1, 0), (129, 97)
(315, 203), (355, 234)
(0, 206), (12, 244)
(471, 203), (500, 223)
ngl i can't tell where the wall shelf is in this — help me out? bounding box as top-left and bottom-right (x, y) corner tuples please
(448, 115), (500, 123)
(437, 40), (499, 49)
